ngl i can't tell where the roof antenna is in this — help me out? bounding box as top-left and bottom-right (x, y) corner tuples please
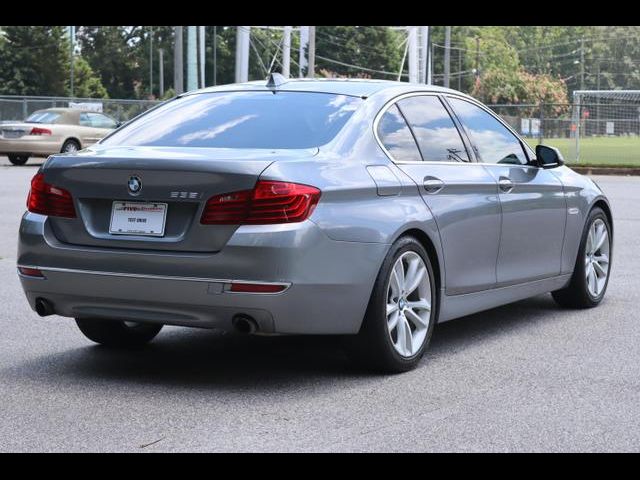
(266, 72), (288, 90)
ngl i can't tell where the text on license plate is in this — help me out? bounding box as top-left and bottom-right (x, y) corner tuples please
(109, 201), (168, 237)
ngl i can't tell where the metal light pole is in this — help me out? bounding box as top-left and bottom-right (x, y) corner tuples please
(299, 26), (309, 77)
(158, 48), (164, 97)
(198, 26), (205, 88)
(235, 26), (250, 83)
(149, 26), (154, 97)
(408, 27), (418, 83)
(187, 26), (198, 91)
(213, 26), (217, 86)
(174, 26), (184, 94)
(444, 26), (451, 88)
(69, 26), (75, 97)
(282, 26), (292, 78)
(307, 26), (316, 78)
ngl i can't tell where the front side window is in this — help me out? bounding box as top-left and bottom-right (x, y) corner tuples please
(397, 96), (469, 162)
(377, 104), (421, 162)
(101, 91), (362, 149)
(88, 113), (117, 129)
(447, 97), (528, 165)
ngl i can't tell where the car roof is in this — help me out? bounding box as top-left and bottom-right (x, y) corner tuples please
(183, 78), (468, 99)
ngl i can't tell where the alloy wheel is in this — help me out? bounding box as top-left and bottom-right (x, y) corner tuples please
(386, 251), (432, 358)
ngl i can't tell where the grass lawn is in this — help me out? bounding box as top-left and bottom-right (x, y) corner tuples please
(524, 136), (640, 167)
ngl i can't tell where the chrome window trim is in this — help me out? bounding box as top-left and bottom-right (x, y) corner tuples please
(17, 265), (291, 294)
(372, 91), (475, 166)
(443, 93), (537, 163)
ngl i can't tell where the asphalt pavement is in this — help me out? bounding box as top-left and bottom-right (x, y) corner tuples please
(0, 155), (639, 452)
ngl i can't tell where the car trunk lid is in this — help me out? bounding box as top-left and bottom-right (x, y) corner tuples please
(41, 145), (318, 252)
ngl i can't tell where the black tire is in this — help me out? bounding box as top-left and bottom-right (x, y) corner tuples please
(61, 139), (80, 154)
(552, 207), (612, 308)
(8, 154), (28, 165)
(345, 236), (437, 373)
(75, 318), (162, 347)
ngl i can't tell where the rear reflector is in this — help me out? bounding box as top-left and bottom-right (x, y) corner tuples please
(27, 173), (77, 218)
(201, 180), (321, 225)
(229, 282), (287, 293)
(29, 127), (52, 136)
(18, 267), (44, 278)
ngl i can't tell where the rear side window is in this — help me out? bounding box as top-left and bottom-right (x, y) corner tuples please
(25, 111), (61, 124)
(447, 97), (527, 165)
(397, 96), (469, 162)
(377, 104), (421, 162)
(101, 91), (361, 149)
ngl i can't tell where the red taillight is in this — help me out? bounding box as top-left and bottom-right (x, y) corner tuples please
(200, 181), (321, 225)
(18, 267), (45, 278)
(29, 127), (52, 136)
(229, 282), (287, 293)
(27, 173), (77, 218)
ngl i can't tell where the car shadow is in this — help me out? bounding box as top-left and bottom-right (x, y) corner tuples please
(4, 294), (566, 390)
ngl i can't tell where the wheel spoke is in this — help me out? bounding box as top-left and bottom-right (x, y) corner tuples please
(404, 307), (428, 329)
(388, 311), (399, 331)
(393, 260), (405, 293)
(594, 226), (608, 253)
(594, 253), (609, 265)
(387, 303), (399, 316)
(404, 259), (426, 295)
(407, 299), (431, 312)
(593, 260), (607, 278)
(395, 315), (409, 355)
(588, 265), (598, 294)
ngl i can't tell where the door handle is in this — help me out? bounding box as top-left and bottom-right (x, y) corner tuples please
(423, 176), (444, 194)
(498, 176), (514, 193)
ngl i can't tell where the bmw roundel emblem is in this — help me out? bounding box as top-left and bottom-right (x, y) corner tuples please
(128, 175), (142, 196)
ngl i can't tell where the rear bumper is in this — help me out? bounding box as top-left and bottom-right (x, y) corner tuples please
(0, 137), (62, 156)
(18, 212), (388, 334)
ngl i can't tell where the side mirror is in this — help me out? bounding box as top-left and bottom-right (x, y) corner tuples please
(535, 145), (564, 169)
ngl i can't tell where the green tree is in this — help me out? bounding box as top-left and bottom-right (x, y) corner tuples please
(67, 56), (109, 98)
(77, 26), (139, 99)
(314, 26), (403, 79)
(0, 26), (69, 96)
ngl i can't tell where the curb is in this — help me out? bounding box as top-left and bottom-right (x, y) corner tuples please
(569, 166), (640, 176)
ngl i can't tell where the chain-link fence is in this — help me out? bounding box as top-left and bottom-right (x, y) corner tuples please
(487, 101), (640, 166)
(0, 95), (161, 124)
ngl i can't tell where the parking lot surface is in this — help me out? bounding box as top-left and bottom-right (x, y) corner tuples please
(1, 155), (639, 452)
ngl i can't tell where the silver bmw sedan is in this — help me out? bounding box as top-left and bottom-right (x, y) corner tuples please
(16, 76), (613, 372)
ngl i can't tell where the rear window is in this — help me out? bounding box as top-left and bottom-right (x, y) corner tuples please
(25, 111), (61, 124)
(101, 91), (362, 149)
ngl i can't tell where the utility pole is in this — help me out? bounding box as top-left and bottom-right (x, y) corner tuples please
(235, 26), (250, 83)
(299, 26), (309, 77)
(419, 26), (428, 84)
(174, 26), (184, 94)
(475, 37), (480, 80)
(408, 27), (418, 83)
(213, 26), (217, 86)
(158, 48), (164, 97)
(444, 26), (451, 88)
(198, 26), (205, 88)
(282, 26), (292, 78)
(149, 27), (154, 97)
(307, 26), (316, 78)
(457, 49), (462, 91)
(580, 37), (585, 90)
(187, 26), (198, 91)
(68, 26), (75, 97)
